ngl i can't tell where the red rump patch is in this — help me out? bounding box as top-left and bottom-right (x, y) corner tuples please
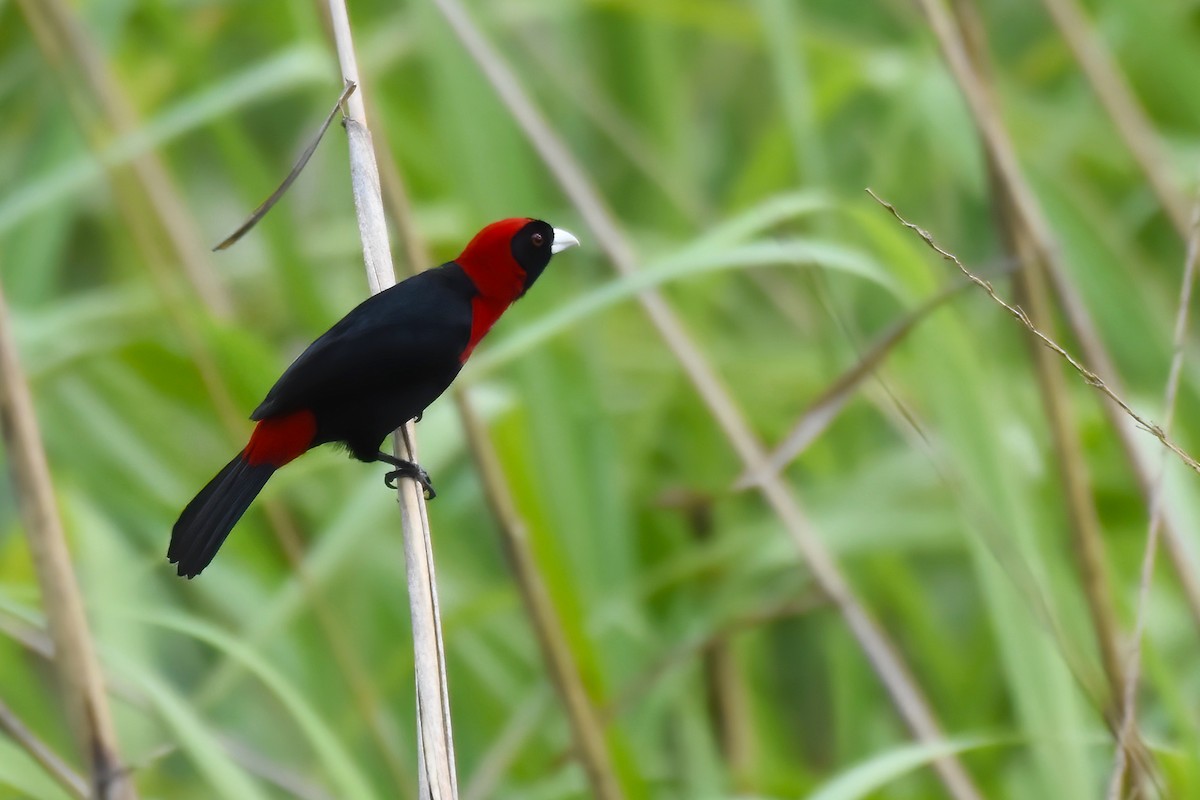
(243, 410), (317, 467)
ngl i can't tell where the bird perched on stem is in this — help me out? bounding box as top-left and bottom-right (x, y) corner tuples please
(169, 218), (579, 578)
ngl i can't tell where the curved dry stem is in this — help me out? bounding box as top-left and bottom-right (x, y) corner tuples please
(428, 2), (984, 798)
(213, 80), (358, 251)
(325, 1), (458, 796)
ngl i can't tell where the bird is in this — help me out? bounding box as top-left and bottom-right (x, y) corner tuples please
(169, 218), (579, 578)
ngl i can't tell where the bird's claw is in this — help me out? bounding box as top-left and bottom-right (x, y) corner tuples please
(384, 463), (436, 500)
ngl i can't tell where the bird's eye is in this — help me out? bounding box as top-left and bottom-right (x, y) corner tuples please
(531, 232), (545, 247)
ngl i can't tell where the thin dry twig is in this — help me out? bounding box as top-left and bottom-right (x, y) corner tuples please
(1107, 196), (1200, 799)
(0, 696), (89, 800)
(430, 2), (984, 798)
(0, 281), (136, 800)
(324, 1), (457, 797)
(869, 189), (1200, 478)
(213, 80), (359, 251)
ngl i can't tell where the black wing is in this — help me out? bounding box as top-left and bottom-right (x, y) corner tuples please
(251, 264), (473, 421)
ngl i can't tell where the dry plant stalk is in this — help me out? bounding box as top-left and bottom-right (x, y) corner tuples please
(429, 1), (984, 798)
(343, 53), (622, 793)
(913, 3), (1198, 788)
(869, 189), (1200, 478)
(1107, 198), (1200, 798)
(352, 60), (623, 791)
(334, 16), (625, 795)
(337, 46), (624, 791)
(0, 281), (136, 799)
(325, 1), (457, 796)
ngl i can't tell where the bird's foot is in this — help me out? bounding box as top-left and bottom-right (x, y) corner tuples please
(383, 460), (436, 500)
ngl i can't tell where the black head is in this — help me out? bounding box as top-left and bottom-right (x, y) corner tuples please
(510, 219), (580, 294)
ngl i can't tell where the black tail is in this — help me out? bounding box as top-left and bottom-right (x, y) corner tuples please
(169, 455), (275, 578)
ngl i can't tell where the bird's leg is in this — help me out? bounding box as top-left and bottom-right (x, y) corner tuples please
(376, 451), (436, 499)
(413, 411), (423, 423)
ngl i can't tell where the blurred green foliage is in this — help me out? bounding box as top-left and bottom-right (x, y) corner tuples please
(2, 0), (1200, 797)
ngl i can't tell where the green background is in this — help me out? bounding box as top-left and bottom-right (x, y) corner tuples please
(2, 0), (1199, 797)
